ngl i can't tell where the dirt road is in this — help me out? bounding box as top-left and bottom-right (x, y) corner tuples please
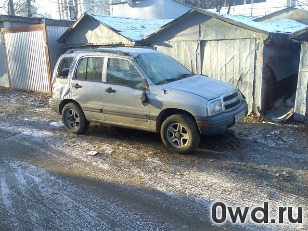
(0, 87), (307, 230)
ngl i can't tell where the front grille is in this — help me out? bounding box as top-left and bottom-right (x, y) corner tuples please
(222, 92), (241, 111)
(224, 100), (240, 110)
(223, 93), (238, 102)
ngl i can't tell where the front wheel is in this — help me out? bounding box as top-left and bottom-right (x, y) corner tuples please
(160, 114), (200, 154)
(62, 103), (89, 134)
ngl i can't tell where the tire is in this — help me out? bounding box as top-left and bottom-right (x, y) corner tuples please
(160, 114), (200, 154)
(62, 103), (89, 134)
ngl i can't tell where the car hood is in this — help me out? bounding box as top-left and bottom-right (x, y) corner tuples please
(166, 75), (237, 100)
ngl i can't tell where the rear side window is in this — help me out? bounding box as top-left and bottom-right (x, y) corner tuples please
(75, 57), (104, 82)
(75, 58), (87, 80)
(57, 57), (73, 79)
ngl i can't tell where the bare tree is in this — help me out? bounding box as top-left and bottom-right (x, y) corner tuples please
(226, 0), (234, 14)
(1, 0), (37, 17)
(297, 0), (308, 7)
(57, 0), (62, 19)
(55, 0), (117, 19)
(27, 0), (32, 17)
(215, 0), (225, 12)
(8, 0), (16, 15)
(73, 0), (79, 18)
(57, 0), (80, 19)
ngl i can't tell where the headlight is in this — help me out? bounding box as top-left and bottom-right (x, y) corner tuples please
(208, 99), (223, 116)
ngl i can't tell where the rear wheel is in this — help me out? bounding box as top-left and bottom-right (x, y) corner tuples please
(62, 103), (89, 134)
(161, 114), (200, 154)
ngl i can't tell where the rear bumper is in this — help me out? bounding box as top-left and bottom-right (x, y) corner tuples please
(195, 101), (248, 135)
(49, 98), (61, 114)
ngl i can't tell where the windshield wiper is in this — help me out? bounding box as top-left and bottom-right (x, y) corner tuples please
(156, 73), (193, 85)
(178, 73), (194, 78)
(166, 73), (193, 83)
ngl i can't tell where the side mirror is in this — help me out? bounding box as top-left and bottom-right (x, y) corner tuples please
(58, 68), (69, 78)
(143, 79), (149, 90)
(141, 90), (150, 106)
(141, 80), (150, 106)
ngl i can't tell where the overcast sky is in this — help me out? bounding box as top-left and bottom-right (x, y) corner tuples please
(36, 0), (59, 18)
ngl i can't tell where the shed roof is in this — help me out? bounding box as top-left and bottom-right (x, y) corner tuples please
(289, 26), (308, 41)
(143, 9), (308, 41)
(0, 14), (73, 27)
(222, 13), (307, 34)
(58, 13), (171, 43)
(254, 7), (308, 22)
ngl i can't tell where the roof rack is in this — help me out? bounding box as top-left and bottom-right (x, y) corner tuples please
(64, 47), (128, 56)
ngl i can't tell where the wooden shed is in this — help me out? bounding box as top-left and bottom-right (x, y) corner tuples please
(0, 15), (73, 93)
(58, 13), (172, 47)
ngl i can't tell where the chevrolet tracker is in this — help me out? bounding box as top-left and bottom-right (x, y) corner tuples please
(50, 47), (248, 153)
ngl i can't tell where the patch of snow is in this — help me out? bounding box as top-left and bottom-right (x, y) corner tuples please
(21, 131), (52, 138)
(49, 121), (63, 127)
(1, 178), (12, 208)
(208, 10), (308, 34)
(105, 149), (115, 155)
(260, 19), (308, 34)
(89, 14), (172, 41)
(87, 151), (100, 156)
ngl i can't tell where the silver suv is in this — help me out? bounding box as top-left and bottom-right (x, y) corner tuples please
(50, 47), (248, 153)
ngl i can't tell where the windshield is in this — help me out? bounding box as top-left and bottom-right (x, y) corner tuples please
(135, 53), (193, 85)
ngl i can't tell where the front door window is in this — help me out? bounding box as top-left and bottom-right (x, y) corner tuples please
(106, 58), (144, 89)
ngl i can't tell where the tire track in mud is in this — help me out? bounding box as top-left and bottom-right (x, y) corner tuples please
(1, 122), (307, 231)
(0, 131), (224, 231)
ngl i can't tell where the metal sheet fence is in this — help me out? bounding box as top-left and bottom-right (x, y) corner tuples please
(0, 34), (10, 87)
(202, 39), (258, 114)
(46, 26), (68, 71)
(4, 29), (50, 92)
(153, 39), (259, 114)
(295, 41), (308, 122)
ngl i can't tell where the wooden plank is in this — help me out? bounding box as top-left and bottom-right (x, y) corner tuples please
(1, 24), (45, 33)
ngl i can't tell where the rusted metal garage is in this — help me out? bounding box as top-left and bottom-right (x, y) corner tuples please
(0, 15), (73, 93)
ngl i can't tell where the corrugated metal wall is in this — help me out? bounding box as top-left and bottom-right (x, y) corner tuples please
(153, 39), (259, 114)
(1, 24), (69, 93)
(46, 26), (68, 71)
(0, 34), (10, 87)
(202, 39), (257, 114)
(154, 41), (201, 74)
(294, 41), (308, 122)
(3, 27), (50, 92)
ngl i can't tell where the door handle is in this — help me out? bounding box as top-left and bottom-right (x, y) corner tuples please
(74, 83), (82, 89)
(106, 87), (116, 93)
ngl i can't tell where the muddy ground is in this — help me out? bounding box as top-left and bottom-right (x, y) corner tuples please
(0, 87), (307, 230)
